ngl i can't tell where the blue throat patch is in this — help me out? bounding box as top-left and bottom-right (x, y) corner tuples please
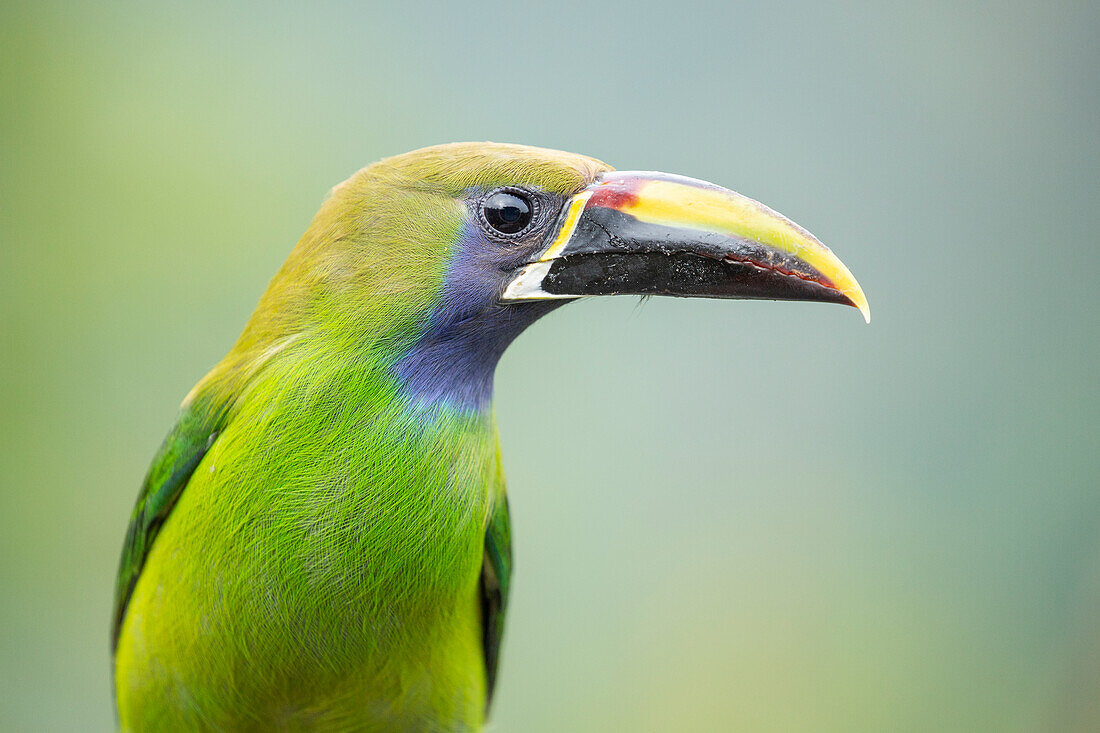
(392, 221), (565, 412)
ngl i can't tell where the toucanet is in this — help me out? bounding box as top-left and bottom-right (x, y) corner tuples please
(113, 142), (868, 730)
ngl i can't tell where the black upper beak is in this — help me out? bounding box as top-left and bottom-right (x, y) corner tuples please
(502, 171), (869, 322)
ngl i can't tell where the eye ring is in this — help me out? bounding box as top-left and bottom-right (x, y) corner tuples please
(479, 188), (539, 238)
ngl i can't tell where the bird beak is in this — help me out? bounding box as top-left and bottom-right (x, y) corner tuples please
(501, 172), (870, 323)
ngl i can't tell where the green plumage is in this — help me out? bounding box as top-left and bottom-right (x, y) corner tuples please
(113, 143), (609, 730)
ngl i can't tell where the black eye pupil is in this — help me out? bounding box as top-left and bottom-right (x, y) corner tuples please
(483, 191), (533, 235)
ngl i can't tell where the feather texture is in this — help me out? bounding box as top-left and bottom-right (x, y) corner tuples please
(113, 143), (610, 730)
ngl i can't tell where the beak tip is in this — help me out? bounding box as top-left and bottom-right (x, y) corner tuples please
(836, 282), (870, 324)
(851, 294), (871, 324)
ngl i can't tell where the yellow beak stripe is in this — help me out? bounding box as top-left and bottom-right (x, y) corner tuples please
(616, 178), (869, 322)
(536, 190), (593, 263)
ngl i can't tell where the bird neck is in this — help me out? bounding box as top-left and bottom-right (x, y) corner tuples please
(393, 301), (560, 412)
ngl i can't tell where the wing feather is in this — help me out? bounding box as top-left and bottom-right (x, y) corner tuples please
(111, 390), (230, 652)
(480, 492), (512, 711)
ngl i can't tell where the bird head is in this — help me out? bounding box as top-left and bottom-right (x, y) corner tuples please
(245, 142), (868, 410)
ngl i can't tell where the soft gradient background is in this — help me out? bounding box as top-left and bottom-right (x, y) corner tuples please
(3, 1), (1098, 730)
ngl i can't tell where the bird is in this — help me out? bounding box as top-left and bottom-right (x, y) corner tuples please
(112, 142), (868, 731)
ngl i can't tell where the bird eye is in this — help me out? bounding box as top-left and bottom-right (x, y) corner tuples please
(481, 189), (535, 236)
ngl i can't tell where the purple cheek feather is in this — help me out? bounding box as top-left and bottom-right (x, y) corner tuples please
(392, 221), (563, 412)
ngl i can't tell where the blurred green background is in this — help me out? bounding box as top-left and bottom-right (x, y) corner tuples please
(3, 0), (1098, 730)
